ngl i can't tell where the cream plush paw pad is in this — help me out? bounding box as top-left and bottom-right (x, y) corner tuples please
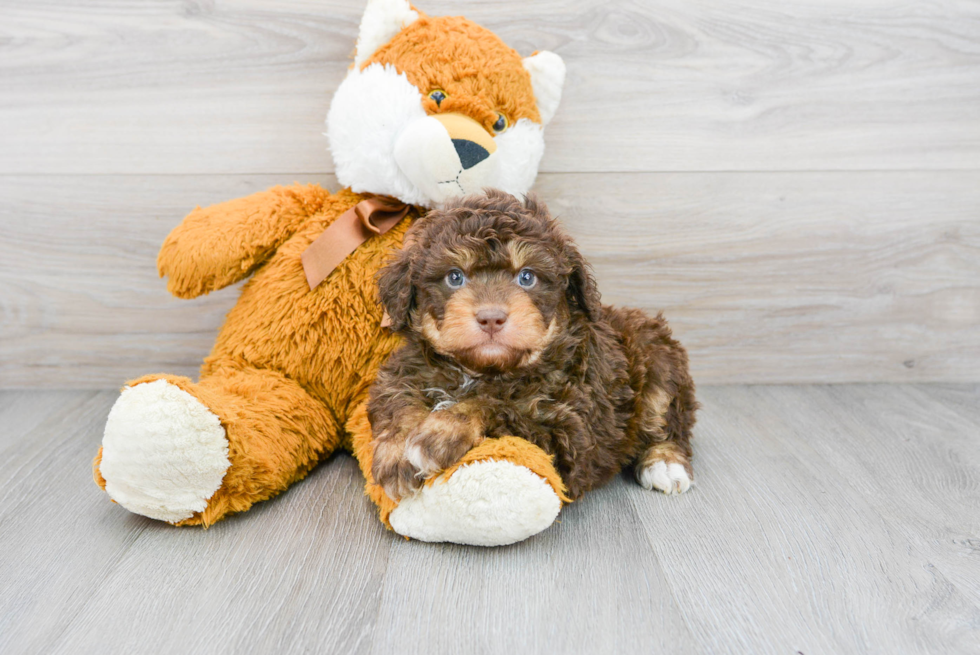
(637, 460), (692, 495)
(100, 380), (230, 523)
(388, 459), (561, 546)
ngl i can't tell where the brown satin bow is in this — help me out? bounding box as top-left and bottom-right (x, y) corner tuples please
(301, 196), (411, 290)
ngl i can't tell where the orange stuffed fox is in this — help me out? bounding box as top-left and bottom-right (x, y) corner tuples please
(92, 0), (570, 545)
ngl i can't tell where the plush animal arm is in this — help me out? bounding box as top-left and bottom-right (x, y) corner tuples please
(158, 184), (332, 299)
(348, 400), (569, 546)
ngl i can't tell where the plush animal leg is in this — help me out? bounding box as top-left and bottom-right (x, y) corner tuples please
(94, 367), (340, 526)
(347, 399), (569, 546)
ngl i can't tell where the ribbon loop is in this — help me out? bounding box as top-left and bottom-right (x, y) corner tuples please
(355, 198), (410, 235)
(301, 196), (410, 290)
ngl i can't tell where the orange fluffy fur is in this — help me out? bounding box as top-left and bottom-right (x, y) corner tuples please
(93, 16), (565, 528)
(365, 14), (542, 131)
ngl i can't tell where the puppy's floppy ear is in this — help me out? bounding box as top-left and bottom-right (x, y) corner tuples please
(377, 236), (418, 331)
(565, 244), (602, 322)
(524, 193), (603, 322)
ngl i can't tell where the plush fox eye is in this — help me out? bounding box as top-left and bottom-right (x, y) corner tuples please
(492, 113), (508, 133)
(516, 268), (536, 289)
(445, 268), (466, 288)
(428, 90), (447, 106)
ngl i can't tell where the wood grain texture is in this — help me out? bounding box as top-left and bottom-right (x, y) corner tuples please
(1, 0), (978, 384)
(765, 384), (980, 608)
(0, 391), (149, 655)
(1, 0), (979, 174)
(1, 172), (977, 387)
(370, 479), (699, 655)
(542, 171), (980, 383)
(630, 384), (980, 654)
(1, 385), (978, 654)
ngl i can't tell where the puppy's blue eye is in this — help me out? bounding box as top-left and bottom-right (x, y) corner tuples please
(517, 268), (536, 289)
(446, 268), (466, 288)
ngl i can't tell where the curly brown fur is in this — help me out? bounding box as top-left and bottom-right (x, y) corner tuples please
(368, 190), (698, 500)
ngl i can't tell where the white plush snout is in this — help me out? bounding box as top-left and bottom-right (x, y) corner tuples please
(394, 115), (499, 205)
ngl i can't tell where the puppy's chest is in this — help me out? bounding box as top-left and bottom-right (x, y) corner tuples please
(427, 370), (579, 422)
(423, 372), (480, 411)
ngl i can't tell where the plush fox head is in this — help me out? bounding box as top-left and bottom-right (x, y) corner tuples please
(327, 0), (565, 208)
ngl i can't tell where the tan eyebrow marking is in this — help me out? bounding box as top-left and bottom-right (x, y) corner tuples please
(506, 240), (537, 270)
(446, 247), (477, 271)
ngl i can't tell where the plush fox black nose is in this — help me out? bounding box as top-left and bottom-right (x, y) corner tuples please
(475, 308), (508, 335)
(452, 139), (490, 170)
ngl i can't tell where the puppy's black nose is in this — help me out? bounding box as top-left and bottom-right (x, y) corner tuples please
(452, 139), (490, 170)
(475, 308), (508, 335)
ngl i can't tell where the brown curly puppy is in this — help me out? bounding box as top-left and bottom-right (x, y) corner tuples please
(368, 190), (698, 502)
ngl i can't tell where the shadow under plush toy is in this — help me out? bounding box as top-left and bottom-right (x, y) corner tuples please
(93, 0), (574, 546)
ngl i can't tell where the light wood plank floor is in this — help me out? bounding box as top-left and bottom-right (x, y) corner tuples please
(1, 385), (978, 654)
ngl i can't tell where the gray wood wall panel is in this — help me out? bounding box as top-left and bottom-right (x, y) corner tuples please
(2, 0), (979, 174)
(1, 0), (979, 386)
(2, 172), (978, 387)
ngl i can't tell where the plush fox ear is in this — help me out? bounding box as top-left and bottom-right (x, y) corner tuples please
(523, 51), (566, 125)
(354, 0), (420, 68)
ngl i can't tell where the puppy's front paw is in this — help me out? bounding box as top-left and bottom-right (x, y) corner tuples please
(404, 410), (484, 479)
(372, 438), (423, 500)
(636, 443), (693, 495)
(637, 459), (692, 495)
